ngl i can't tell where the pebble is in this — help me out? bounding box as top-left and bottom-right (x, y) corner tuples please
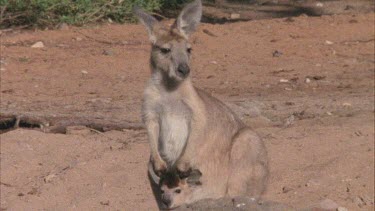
(44, 174), (56, 183)
(230, 13), (240, 20)
(305, 78), (311, 83)
(284, 114), (295, 127)
(337, 207), (348, 211)
(282, 186), (293, 193)
(102, 49), (113, 56)
(100, 200), (110, 206)
(279, 79), (289, 83)
(273, 50), (283, 57)
(325, 40), (334, 45)
(235, 203), (245, 208)
(57, 23), (69, 30)
(81, 70), (88, 74)
(31, 41), (45, 48)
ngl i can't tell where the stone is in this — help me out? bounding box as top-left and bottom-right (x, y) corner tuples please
(31, 41), (45, 48)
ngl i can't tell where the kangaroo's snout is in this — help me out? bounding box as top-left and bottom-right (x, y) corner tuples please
(176, 63), (190, 78)
(161, 196), (172, 208)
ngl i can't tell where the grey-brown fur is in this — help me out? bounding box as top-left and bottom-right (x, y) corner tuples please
(135, 0), (268, 209)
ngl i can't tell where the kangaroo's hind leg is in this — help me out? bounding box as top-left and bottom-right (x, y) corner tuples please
(226, 128), (269, 198)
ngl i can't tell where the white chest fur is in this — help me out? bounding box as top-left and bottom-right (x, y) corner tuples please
(158, 99), (191, 166)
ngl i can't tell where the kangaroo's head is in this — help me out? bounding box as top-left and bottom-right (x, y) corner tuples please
(134, 0), (202, 86)
(159, 169), (202, 209)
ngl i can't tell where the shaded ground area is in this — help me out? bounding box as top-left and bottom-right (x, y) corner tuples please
(1, 9), (374, 211)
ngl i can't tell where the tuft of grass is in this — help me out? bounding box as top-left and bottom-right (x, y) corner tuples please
(0, 0), (169, 28)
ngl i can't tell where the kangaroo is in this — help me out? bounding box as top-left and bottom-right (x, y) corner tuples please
(134, 0), (268, 209)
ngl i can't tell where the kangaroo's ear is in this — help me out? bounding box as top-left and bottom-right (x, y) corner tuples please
(175, 0), (202, 39)
(133, 6), (159, 43)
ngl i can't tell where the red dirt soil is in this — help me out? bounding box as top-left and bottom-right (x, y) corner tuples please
(1, 12), (374, 210)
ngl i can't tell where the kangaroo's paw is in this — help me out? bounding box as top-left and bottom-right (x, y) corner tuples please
(176, 162), (192, 179)
(152, 157), (168, 176)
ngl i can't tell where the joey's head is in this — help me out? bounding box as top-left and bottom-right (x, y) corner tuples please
(134, 0), (202, 84)
(159, 170), (202, 210)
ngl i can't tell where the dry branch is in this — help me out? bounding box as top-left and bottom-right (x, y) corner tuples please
(0, 111), (144, 134)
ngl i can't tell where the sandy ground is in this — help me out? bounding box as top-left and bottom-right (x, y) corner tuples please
(1, 12), (374, 210)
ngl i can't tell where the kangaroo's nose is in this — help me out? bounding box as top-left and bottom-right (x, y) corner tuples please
(177, 63), (190, 78)
(161, 197), (172, 208)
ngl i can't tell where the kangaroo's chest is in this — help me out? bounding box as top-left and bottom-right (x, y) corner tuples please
(157, 99), (192, 165)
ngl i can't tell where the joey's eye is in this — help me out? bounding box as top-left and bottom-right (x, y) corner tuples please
(160, 48), (171, 54)
(187, 48), (192, 54)
(175, 189), (181, 194)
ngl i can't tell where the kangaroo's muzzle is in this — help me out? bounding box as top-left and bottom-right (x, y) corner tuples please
(176, 63), (190, 78)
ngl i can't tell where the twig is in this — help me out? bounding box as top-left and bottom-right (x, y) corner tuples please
(150, 12), (168, 20)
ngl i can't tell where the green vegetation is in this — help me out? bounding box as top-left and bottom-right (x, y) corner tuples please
(0, 0), (190, 28)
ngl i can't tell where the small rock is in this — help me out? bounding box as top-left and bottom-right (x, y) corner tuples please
(316, 2), (324, 7)
(57, 23), (69, 30)
(17, 193), (24, 197)
(27, 187), (38, 195)
(108, 18), (113, 23)
(0, 67), (5, 71)
(284, 114), (295, 127)
(100, 200), (110, 206)
(282, 186), (293, 193)
(75, 37), (83, 41)
(210, 61), (218, 65)
(342, 102), (352, 107)
(235, 203), (246, 208)
(345, 5), (355, 10)
(319, 198), (339, 210)
(81, 70), (88, 74)
(353, 196), (366, 207)
(284, 17), (294, 22)
(31, 41), (45, 48)
(337, 207), (348, 211)
(279, 79), (289, 83)
(44, 174), (56, 183)
(305, 78), (311, 83)
(102, 49), (113, 56)
(312, 75), (326, 80)
(272, 50), (283, 57)
(230, 13), (240, 20)
(325, 40), (334, 45)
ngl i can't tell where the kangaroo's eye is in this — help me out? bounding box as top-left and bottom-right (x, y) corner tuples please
(187, 48), (192, 54)
(160, 48), (171, 54)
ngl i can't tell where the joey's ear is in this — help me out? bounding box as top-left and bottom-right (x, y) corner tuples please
(133, 6), (159, 43)
(174, 0), (202, 39)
